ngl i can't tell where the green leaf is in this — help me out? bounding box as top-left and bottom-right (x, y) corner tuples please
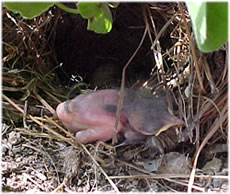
(77, 2), (101, 18)
(3, 2), (54, 19)
(186, 2), (228, 52)
(77, 2), (113, 34)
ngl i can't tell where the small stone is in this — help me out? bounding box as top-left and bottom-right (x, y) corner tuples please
(2, 144), (8, 156)
(158, 152), (191, 174)
(8, 131), (20, 145)
(202, 158), (222, 175)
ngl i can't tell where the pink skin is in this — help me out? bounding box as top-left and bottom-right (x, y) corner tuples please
(56, 89), (126, 143)
(56, 88), (183, 144)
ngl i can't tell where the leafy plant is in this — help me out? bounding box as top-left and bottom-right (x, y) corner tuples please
(186, 2), (228, 52)
(3, 2), (114, 34)
(77, 2), (112, 33)
(3, 2), (54, 19)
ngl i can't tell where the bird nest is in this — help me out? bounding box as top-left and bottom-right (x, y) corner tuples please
(2, 3), (228, 192)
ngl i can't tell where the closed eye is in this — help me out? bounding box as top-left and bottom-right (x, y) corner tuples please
(104, 104), (117, 113)
(64, 100), (71, 113)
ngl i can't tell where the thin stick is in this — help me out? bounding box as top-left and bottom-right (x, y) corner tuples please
(187, 105), (227, 193)
(178, 3), (205, 93)
(112, 26), (148, 144)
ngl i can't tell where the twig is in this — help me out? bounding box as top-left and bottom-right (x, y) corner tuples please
(187, 105), (227, 193)
(144, 4), (174, 111)
(164, 178), (205, 192)
(178, 3), (205, 93)
(23, 173), (45, 191)
(51, 177), (69, 193)
(109, 174), (229, 180)
(202, 55), (219, 93)
(112, 26), (148, 145)
(23, 100), (29, 128)
(33, 88), (56, 116)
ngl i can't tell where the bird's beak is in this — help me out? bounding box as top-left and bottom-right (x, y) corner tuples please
(155, 114), (184, 136)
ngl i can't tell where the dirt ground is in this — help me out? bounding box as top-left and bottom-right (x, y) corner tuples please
(2, 2), (228, 192)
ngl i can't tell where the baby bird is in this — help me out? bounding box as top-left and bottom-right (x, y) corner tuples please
(56, 88), (184, 144)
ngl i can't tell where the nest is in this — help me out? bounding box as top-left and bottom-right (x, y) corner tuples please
(2, 3), (228, 192)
